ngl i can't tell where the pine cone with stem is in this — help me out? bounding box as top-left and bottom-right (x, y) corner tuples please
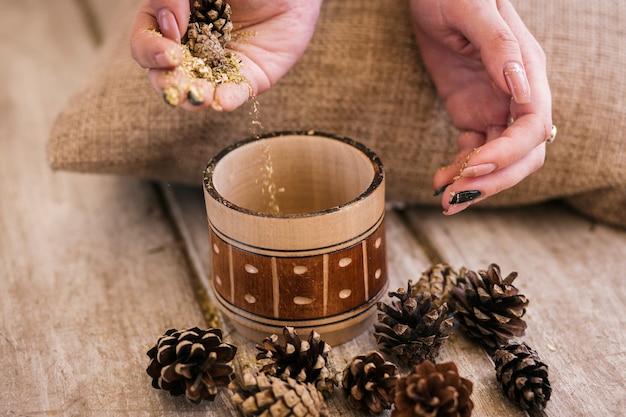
(374, 283), (453, 366)
(411, 263), (459, 309)
(493, 342), (551, 411)
(230, 368), (329, 417)
(146, 327), (237, 403)
(256, 327), (337, 396)
(342, 351), (398, 414)
(451, 263), (528, 351)
(392, 360), (474, 417)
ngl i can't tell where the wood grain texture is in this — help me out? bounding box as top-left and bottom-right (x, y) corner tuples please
(0, 1), (228, 415)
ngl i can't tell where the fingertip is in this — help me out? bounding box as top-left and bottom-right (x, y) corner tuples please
(433, 183), (452, 197)
(442, 189), (483, 215)
(212, 82), (251, 112)
(186, 82), (205, 106)
(156, 8), (181, 43)
(131, 29), (182, 69)
(162, 84), (183, 107)
(503, 61), (531, 104)
(433, 164), (458, 190)
(154, 46), (183, 67)
(443, 203), (471, 216)
(178, 80), (216, 112)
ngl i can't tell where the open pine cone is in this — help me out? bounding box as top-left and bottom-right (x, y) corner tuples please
(256, 327), (337, 396)
(411, 263), (459, 308)
(451, 264), (528, 350)
(146, 327), (237, 403)
(184, 0), (233, 65)
(342, 351), (398, 414)
(493, 342), (551, 411)
(392, 360), (474, 417)
(189, 0), (233, 44)
(374, 283), (453, 366)
(230, 368), (329, 417)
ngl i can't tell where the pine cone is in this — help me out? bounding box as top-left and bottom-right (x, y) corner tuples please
(185, 22), (228, 66)
(183, 0), (233, 65)
(342, 351), (398, 414)
(230, 369), (329, 417)
(493, 342), (551, 411)
(374, 283), (453, 366)
(411, 263), (459, 309)
(146, 327), (237, 403)
(188, 0), (233, 45)
(256, 327), (337, 396)
(392, 361), (474, 417)
(451, 264), (528, 350)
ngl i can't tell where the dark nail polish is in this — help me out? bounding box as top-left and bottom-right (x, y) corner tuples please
(434, 183), (452, 197)
(162, 85), (181, 106)
(187, 84), (204, 106)
(449, 190), (482, 205)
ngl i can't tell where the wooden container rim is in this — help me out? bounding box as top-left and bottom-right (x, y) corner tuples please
(203, 130), (384, 219)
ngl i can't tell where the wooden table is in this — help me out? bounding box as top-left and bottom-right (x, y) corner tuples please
(2, 1), (625, 415)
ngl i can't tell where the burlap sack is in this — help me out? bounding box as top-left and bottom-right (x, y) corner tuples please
(48, 0), (626, 228)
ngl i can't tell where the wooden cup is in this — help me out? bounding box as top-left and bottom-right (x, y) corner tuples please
(203, 131), (387, 344)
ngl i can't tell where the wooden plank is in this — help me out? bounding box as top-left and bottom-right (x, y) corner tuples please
(404, 203), (626, 416)
(167, 185), (525, 416)
(0, 1), (232, 415)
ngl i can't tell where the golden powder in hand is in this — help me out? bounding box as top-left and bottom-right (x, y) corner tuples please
(161, 0), (247, 106)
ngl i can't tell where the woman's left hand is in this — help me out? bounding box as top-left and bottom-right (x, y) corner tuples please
(410, 0), (553, 215)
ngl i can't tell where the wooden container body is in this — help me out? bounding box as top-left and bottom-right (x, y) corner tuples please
(203, 131), (386, 344)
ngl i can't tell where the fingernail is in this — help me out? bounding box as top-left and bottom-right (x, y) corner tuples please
(157, 9), (181, 43)
(449, 190), (482, 205)
(212, 82), (250, 112)
(211, 97), (223, 112)
(503, 61), (531, 104)
(434, 183), (452, 197)
(163, 85), (181, 106)
(188, 83), (204, 106)
(155, 48), (180, 67)
(460, 163), (497, 178)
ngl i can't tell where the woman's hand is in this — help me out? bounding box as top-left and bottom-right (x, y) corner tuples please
(410, 0), (553, 214)
(130, 0), (322, 111)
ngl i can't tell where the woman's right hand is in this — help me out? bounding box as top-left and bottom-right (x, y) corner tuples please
(130, 0), (322, 111)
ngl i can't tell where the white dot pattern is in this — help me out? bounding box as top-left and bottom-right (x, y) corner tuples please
(339, 289), (352, 299)
(209, 219), (386, 320)
(338, 258), (352, 267)
(293, 265), (308, 275)
(293, 296), (314, 305)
